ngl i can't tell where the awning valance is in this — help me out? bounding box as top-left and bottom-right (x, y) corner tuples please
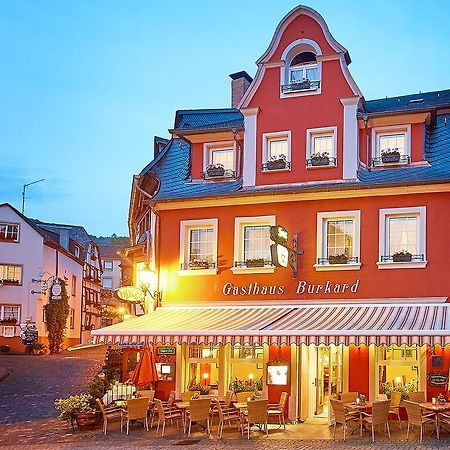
(91, 302), (450, 347)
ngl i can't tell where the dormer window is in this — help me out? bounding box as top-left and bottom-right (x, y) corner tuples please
(371, 125), (411, 167)
(288, 52), (319, 90)
(203, 142), (236, 179)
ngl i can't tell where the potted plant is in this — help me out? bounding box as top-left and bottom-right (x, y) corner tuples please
(292, 77), (310, 90)
(392, 250), (412, 262)
(310, 151), (330, 166)
(381, 148), (401, 163)
(189, 382), (210, 396)
(2, 279), (20, 286)
(245, 258), (265, 268)
(437, 393), (446, 404)
(189, 258), (210, 270)
(0, 317), (17, 325)
(266, 154), (287, 170)
(31, 342), (48, 355)
(205, 163), (225, 178)
(55, 393), (101, 427)
(358, 394), (366, 404)
(328, 253), (348, 264)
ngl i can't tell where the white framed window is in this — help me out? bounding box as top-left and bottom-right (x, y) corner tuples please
(315, 210), (361, 271)
(2, 326), (15, 338)
(203, 141), (236, 179)
(306, 126), (337, 167)
(74, 246), (80, 258)
(0, 264), (22, 285)
(0, 305), (20, 321)
(377, 206), (427, 269)
(262, 131), (291, 171)
(0, 223), (19, 242)
(102, 277), (113, 289)
(371, 125), (411, 166)
(178, 219), (218, 276)
(104, 261), (113, 271)
(232, 215), (275, 274)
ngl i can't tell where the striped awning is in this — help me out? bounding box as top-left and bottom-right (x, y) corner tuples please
(91, 302), (450, 347)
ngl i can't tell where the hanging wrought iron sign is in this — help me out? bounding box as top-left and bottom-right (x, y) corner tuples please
(116, 286), (145, 303)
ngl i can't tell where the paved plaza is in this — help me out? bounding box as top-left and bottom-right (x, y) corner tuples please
(0, 351), (449, 449)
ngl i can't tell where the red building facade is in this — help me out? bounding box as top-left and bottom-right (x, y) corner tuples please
(93, 6), (450, 421)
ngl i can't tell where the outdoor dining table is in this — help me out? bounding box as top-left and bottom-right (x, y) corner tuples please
(102, 384), (136, 405)
(419, 402), (450, 437)
(345, 401), (373, 434)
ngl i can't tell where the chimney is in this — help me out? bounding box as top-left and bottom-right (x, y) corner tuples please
(229, 71), (253, 108)
(59, 228), (70, 250)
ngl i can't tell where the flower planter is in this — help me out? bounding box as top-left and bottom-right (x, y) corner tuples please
(1, 280), (20, 286)
(190, 260), (210, 270)
(245, 259), (265, 268)
(206, 167), (225, 177)
(73, 412), (101, 427)
(392, 253), (412, 262)
(266, 160), (287, 170)
(328, 255), (348, 265)
(292, 80), (310, 90)
(311, 156), (330, 166)
(381, 152), (401, 163)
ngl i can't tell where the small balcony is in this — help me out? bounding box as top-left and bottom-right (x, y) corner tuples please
(281, 80), (320, 93)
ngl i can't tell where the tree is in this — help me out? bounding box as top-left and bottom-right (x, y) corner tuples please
(44, 278), (70, 353)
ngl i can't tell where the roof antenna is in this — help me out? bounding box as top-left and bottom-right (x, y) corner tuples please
(22, 179), (45, 214)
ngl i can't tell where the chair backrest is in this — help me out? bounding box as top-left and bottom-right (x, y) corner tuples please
(213, 399), (225, 420)
(155, 399), (166, 419)
(138, 390), (155, 401)
(167, 390), (176, 406)
(189, 398), (211, 421)
(340, 392), (358, 403)
(224, 390), (233, 407)
(279, 391), (289, 408)
(409, 391), (426, 403)
(371, 400), (391, 425)
(96, 398), (107, 420)
(247, 399), (268, 423)
(236, 391), (254, 403)
(404, 400), (424, 426)
(126, 397), (150, 420)
(330, 399), (346, 423)
(390, 391), (402, 408)
(181, 391), (192, 402)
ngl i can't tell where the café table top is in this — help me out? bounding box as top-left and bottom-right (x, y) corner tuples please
(345, 401), (373, 410)
(175, 402), (190, 409)
(420, 402), (450, 411)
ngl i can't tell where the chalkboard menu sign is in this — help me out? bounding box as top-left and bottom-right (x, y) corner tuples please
(19, 322), (38, 345)
(428, 371), (448, 387)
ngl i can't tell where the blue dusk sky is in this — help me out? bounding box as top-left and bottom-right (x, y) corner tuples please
(1, 1), (449, 236)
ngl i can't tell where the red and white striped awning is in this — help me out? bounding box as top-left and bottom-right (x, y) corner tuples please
(91, 302), (450, 347)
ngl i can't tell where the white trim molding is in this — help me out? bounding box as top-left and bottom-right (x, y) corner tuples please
(377, 206), (427, 270)
(262, 130), (291, 172)
(232, 215), (276, 274)
(241, 108), (259, 187)
(314, 210), (361, 271)
(178, 218), (219, 275)
(306, 126), (337, 167)
(340, 97), (360, 180)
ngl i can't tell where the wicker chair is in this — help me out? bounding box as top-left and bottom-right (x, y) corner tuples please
(138, 389), (155, 401)
(185, 398), (211, 436)
(340, 392), (359, 403)
(154, 398), (183, 437)
(95, 398), (122, 435)
(236, 391), (255, 404)
(329, 399), (360, 441)
(220, 390), (234, 408)
(181, 391), (200, 402)
(241, 399), (269, 439)
(120, 397), (150, 435)
(268, 391), (289, 429)
(388, 391), (402, 428)
(214, 399), (241, 438)
(409, 391), (426, 403)
(162, 389), (176, 407)
(362, 400), (391, 442)
(404, 400), (436, 443)
(438, 411), (450, 439)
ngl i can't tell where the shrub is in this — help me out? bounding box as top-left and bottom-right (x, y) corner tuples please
(55, 394), (97, 421)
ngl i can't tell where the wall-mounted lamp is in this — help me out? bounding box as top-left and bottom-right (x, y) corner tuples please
(139, 264), (162, 306)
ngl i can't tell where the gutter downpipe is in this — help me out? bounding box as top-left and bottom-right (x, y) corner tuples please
(362, 112), (371, 171)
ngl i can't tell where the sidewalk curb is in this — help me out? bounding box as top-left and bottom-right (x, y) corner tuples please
(0, 366), (10, 382)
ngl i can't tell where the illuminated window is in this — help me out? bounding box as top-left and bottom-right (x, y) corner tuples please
(0, 264), (22, 285)
(203, 142), (236, 178)
(0, 305), (20, 321)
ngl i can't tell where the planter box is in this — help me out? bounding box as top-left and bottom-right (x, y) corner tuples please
(1, 280), (20, 286)
(392, 253), (412, 262)
(73, 412), (101, 427)
(266, 160), (287, 170)
(206, 168), (225, 177)
(246, 259), (265, 268)
(328, 255), (348, 265)
(190, 261), (210, 270)
(381, 152), (401, 163)
(311, 156), (330, 166)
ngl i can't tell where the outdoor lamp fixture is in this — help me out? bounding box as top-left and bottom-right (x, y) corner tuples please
(248, 373), (254, 381)
(139, 264), (162, 305)
(203, 373), (209, 385)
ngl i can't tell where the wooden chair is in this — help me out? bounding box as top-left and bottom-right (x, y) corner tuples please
(120, 397), (150, 435)
(154, 398), (183, 437)
(185, 398), (211, 437)
(220, 390), (233, 408)
(138, 389), (155, 401)
(340, 392), (359, 403)
(162, 389), (176, 407)
(409, 391), (426, 403)
(214, 399), (241, 438)
(268, 391), (289, 429)
(236, 391), (255, 404)
(388, 391), (402, 428)
(404, 400), (436, 443)
(241, 399), (269, 439)
(181, 391), (200, 402)
(329, 399), (360, 441)
(362, 400), (391, 442)
(95, 398), (122, 435)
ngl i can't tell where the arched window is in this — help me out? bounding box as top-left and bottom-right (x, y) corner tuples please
(289, 52), (318, 85)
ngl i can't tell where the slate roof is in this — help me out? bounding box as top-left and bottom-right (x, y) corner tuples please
(364, 89), (450, 115)
(173, 108), (243, 132)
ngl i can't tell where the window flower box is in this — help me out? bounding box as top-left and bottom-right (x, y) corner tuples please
(189, 259), (210, 270)
(381, 149), (401, 164)
(328, 254), (348, 265)
(266, 154), (288, 170)
(392, 251), (412, 262)
(205, 164), (225, 178)
(1, 279), (20, 286)
(310, 152), (330, 166)
(245, 258), (265, 268)
(0, 318), (17, 325)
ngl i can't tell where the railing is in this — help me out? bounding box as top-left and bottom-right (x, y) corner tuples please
(380, 254), (424, 263)
(180, 261), (217, 270)
(203, 169), (235, 180)
(306, 156), (337, 167)
(281, 80), (320, 93)
(372, 155), (410, 167)
(317, 256), (359, 265)
(261, 161), (291, 171)
(234, 260), (274, 268)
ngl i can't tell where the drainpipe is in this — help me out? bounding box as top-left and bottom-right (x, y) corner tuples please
(362, 112), (371, 170)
